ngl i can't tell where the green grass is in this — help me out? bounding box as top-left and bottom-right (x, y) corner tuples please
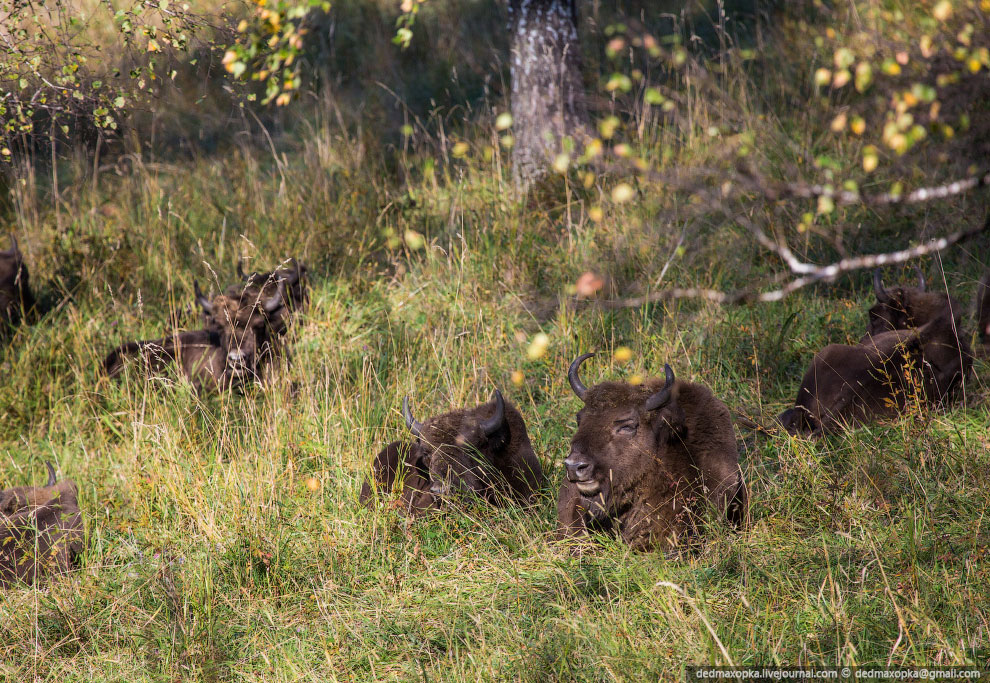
(2, 1), (990, 680)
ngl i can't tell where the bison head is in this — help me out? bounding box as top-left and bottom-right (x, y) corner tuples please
(0, 462), (58, 514)
(195, 278), (285, 379)
(235, 258), (307, 308)
(401, 390), (509, 499)
(563, 353), (682, 521)
(865, 268), (955, 337)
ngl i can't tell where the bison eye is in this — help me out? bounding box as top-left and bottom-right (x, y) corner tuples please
(614, 422), (637, 435)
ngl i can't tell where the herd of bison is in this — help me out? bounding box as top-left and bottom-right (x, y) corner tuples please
(2, 232), (990, 586)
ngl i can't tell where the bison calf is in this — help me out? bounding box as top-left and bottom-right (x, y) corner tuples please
(557, 354), (748, 552)
(1, 463), (84, 587)
(0, 235), (34, 325)
(360, 390), (546, 515)
(780, 314), (972, 435)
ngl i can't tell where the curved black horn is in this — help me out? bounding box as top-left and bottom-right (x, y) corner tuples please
(194, 280), (214, 315)
(237, 260), (246, 281)
(403, 396), (423, 437)
(480, 389), (506, 437)
(644, 364), (676, 411)
(873, 269), (891, 304)
(568, 352), (594, 401)
(5, 234), (18, 256)
(262, 278), (287, 313)
(915, 266), (926, 292)
(45, 461), (56, 487)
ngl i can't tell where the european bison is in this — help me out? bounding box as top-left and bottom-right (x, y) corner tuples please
(359, 390), (546, 515)
(0, 235), (34, 324)
(1, 462), (84, 587)
(103, 279), (287, 391)
(779, 314), (972, 435)
(557, 354), (748, 552)
(862, 268), (962, 340)
(979, 272), (990, 345)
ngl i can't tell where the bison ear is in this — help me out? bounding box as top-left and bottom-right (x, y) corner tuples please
(194, 280), (214, 315)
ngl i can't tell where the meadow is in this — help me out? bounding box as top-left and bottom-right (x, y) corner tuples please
(1, 1), (989, 680)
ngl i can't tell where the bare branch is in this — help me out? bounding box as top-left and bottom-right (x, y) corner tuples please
(599, 213), (990, 309)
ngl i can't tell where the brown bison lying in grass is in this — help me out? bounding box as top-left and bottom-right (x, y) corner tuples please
(780, 268), (974, 435)
(0, 235), (34, 325)
(1, 463), (84, 587)
(103, 279), (287, 391)
(779, 315), (972, 435)
(360, 390), (546, 515)
(556, 354), (748, 552)
(979, 272), (990, 346)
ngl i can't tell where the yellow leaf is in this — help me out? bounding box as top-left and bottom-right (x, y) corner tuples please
(613, 346), (633, 363)
(511, 370), (525, 387)
(611, 183), (635, 203)
(850, 116), (866, 135)
(495, 112), (513, 131)
(933, 1), (952, 21)
(451, 141), (470, 158)
(526, 334), (549, 360)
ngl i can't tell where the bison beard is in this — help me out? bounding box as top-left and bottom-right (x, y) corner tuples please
(0, 463), (84, 587)
(557, 355), (747, 552)
(359, 391), (546, 515)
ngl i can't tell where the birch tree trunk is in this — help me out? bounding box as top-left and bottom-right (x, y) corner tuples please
(508, 0), (589, 190)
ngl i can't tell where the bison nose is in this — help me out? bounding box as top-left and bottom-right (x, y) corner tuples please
(564, 453), (594, 482)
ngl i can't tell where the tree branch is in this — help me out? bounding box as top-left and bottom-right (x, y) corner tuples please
(598, 212), (990, 308)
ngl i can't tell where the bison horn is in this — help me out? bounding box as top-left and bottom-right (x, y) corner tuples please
(4, 234), (18, 256)
(915, 266), (926, 292)
(644, 364), (676, 411)
(568, 352), (594, 402)
(45, 461), (56, 487)
(873, 269), (891, 304)
(480, 389), (506, 437)
(403, 396), (423, 437)
(237, 260), (246, 281)
(194, 280), (214, 315)
(262, 278), (286, 313)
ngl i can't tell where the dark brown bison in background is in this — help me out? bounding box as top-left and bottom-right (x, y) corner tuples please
(557, 354), (748, 552)
(235, 258), (308, 311)
(1, 462), (84, 587)
(779, 314), (973, 435)
(359, 390), (546, 515)
(862, 268), (963, 340)
(978, 272), (990, 345)
(103, 280), (287, 391)
(0, 235), (35, 324)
